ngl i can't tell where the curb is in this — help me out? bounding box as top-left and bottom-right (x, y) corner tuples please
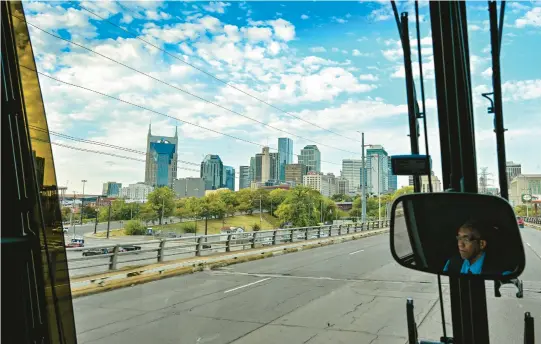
(71, 228), (389, 298)
(526, 222), (541, 231)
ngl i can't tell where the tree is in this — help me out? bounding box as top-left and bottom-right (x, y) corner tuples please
(392, 186), (414, 200)
(218, 189), (238, 219)
(236, 188), (256, 214)
(124, 220), (146, 235)
(275, 186), (322, 227)
(147, 187), (176, 225)
(269, 189), (288, 216)
(138, 202), (159, 224)
(61, 207), (71, 222)
(175, 198), (192, 219)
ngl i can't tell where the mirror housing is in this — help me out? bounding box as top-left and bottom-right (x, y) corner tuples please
(390, 192), (526, 280)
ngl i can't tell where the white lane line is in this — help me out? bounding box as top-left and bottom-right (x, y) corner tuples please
(224, 278), (271, 293)
(349, 249), (364, 255)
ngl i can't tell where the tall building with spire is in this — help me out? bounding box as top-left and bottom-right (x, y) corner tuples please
(144, 122), (178, 188)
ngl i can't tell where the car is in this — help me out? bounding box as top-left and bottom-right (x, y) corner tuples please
(82, 248), (109, 256)
(66, 238), (84, 248)
(121, 245), (142, 252)
(517, 216), (525, 228)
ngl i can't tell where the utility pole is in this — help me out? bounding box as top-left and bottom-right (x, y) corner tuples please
(106, 202), (112, 239)
(80, 179), (87, 225)
(71, 191), (76, 239)
(361, 132), (366, 223)
(161, 197), (165, 225)
(94, 208), (99, 235)
(378, 156), (381, 223)
(259, 198), (262, 228)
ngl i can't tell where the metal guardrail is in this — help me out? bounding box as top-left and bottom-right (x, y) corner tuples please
(63, 221), (389, 275)
(525, 217), (541, 225)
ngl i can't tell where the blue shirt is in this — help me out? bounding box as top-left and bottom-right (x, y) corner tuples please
(443, 252), (512, 275)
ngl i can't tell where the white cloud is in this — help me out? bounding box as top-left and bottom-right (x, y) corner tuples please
(368, 6), (392, 22)
(469, 24), (482, 31)
(145, 10), (171, 21)
(267, 41), (281, 56)
(515, 7), (541, 28)
(243, 26), (273, 42)
(301, 14), (309, 20)
(359, 74), (379, 81)
(331, 16), (348, 24)
(268, 19), (296, 41)
(481, 67), (492, 79)
(331, 47), (340, 52)
(310, 46), (327, 53)
(352, 49), (370, 57)
(502, 79), (541, 101)
(202, 2), (231, 14)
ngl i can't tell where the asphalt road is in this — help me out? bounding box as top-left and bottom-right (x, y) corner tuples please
(73, 226), (541, 344)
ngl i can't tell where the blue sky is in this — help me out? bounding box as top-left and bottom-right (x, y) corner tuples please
(23, 1), (541, 194)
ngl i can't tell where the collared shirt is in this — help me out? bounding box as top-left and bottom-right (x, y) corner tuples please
(443, 252), (512, 275)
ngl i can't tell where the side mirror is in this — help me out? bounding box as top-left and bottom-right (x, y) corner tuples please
(390, 193), (525, 280)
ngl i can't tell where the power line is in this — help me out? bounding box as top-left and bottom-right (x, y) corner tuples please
(31, 136), (202, 173)
(29, 124), (200, 167)
(19, 14), (358, 156)
(77, 1), (360, 143)
(20, 64), (343, 167)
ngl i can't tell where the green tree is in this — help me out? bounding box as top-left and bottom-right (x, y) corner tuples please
(175, 198), (192, 219)
(124, 220), (146, 235)
(269, 188), (288, 216)
(218, 189), (238, 219)
(236, 188), (256, 214)
(147, 187), (176, 225)
(275, 186), (321, 227)
(138, 202), (159, 224)
(61, 207), (71, 222)
(392, 186), (414, 200)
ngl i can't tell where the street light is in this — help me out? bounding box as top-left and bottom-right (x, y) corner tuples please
(80, 179), (87, 226)
(356, 131), (374, 224)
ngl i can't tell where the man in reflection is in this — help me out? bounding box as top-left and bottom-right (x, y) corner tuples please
(443, 220), (512, 276)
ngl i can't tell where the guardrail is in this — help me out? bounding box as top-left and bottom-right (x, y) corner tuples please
(63, 221), (389, 276)
(525, 217), (541, 225)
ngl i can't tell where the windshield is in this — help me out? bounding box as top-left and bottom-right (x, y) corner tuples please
(14, 1), (541, 343)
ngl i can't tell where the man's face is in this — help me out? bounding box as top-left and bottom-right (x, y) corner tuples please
(457, 227), (486, 260)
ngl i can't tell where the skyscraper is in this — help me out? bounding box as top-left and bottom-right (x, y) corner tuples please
(224, 166), (235, 191)
(102, 182), (122, 197)
(145, 123), (178, 188)
(299, 145), (321, 173)
(341, 159), (362, 195)
(261, 146), (271, 182)
(366, 145), (389, 194)
(270, 152), (280, 181)
(200, 154), (224, 190)
(506, 161), (522, 184)
(388, 159), (398, 192)
(249, 157), (256, 183)
(285, 163), (307, 186)
(278, 138), (293, 182)
(239, 166), (251, 189)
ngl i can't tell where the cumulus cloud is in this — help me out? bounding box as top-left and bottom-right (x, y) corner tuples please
(202, 2), (231, 14)
(515, 6), (541, 28)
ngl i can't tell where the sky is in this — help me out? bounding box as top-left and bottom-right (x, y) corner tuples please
(22, 0), (541, 195)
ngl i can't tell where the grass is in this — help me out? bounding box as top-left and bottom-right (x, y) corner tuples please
(154, 213), (280, 235)
(93, 214), (280, 237)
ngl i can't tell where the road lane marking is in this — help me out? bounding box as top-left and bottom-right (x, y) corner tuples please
(349, 249), (364, 255)
(526, 242), (531, 247)
(224, 278), (271, 293)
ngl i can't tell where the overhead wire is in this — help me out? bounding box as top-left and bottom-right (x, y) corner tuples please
(21, 64), (342, 167)
(31, 136), (202, 173)
(16, 14), (358, 156)
(76, 1), (360, 143)
(29, 124), (201, 167)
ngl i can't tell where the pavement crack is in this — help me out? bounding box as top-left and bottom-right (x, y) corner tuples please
(303, 333), (318, 344)
(368, 335), (379, 344)
(342, 295), (376, 318)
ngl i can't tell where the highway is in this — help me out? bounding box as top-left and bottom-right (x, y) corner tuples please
(73, 226), (541, 343)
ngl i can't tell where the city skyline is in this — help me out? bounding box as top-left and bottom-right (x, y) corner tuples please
(31, 2), (540, 195)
